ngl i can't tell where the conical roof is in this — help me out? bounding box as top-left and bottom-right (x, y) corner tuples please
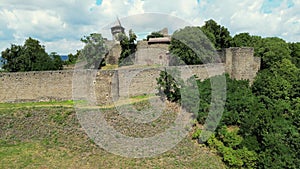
(111, 17), (123, 28)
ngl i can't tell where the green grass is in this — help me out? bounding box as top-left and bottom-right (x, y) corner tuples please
(0, 100), (74, 109)
(101, 64), (119, 70)
(0, 102), (225, 169)
(130, 94), (156, 100)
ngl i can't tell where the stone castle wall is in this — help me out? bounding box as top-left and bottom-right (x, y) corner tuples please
(135, 41), (170, 66)
(0, 63), (225, 104)
(0, 70), (116, 104)
(117, 64), (225, 98)
(0, 71), (73, 102)
(0, 47), (260, 104)
(225, 48), (260, 82)
(105, 41), (122, 65)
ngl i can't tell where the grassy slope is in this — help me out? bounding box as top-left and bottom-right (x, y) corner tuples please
(0, 101), (225, 169)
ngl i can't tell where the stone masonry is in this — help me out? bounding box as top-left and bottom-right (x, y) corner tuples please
(0, 47), (260, 104)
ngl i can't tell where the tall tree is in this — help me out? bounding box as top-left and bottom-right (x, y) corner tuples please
(1, 44), (23, 72)
(289, 42), (300, 68)
(257, 37), (291, 69)
(170, 26), (216, 65)
(200, 19), (232, 49)
(1, 37), (62, 72)
(118, 29), (137, 66)
(49, 52), (64, 70)
(66, 50), (80, 65)
(80, 33), (107, 69)
(231, 33), (253, 47)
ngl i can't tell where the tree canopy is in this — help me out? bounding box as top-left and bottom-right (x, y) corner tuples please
(200, 19), (232, 49)
(1, 37), (63, 72)
(118, 29), (137, 66)
(169, 26), (216, 65)
(159, 19), (300, 168)
(146, 31), (164, 41)
(80, 33), (107, 69)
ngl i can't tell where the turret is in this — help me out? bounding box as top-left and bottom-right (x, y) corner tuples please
(110, 17), (125, 41)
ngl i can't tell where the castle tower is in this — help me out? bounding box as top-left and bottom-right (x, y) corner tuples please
(225, 47), (260, 83)
(111, 17), (125, 41)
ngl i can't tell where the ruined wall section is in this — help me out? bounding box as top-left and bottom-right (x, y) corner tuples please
(105, 40), (122, 65)
(0, 70), (118, 105)
(225, 47), (260, 83)
(116, 63), (225, 98)
(0, 71), (73, 102)
(95, 70), (117, 105)
(0, 47), (260, 103)
(135, 41), (170, 66)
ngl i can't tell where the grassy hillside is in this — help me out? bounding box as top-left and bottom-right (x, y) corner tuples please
(0, 101), (225, 169)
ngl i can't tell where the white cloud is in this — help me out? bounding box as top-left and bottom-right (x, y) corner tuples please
(0, 0), (299, 54)
(128, 0), (144, 15)
(44, 38), (84, 54)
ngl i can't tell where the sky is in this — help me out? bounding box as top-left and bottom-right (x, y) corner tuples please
(0, 0), (299, 55)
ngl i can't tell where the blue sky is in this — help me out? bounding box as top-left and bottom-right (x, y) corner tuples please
(261, 0), (294, 13)
(0, 0), (299, 54)
(96, 0), (103, 6)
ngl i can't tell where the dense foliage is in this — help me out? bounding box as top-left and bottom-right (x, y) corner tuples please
(80, 33), (107, 69)
(146, 32), (164, 41)
(158, 19), (300, 168)
(200, 19), (232, 49)
(169, 26), (216, 65)
(65, 50), (80, 65)
(118, 29), (137, 66)
(1, 37), (63, 72)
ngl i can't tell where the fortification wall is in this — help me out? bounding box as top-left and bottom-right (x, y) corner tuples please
(0, 71), (73, 102)
(116, 63), (225, 98)
(0, 64), (224, 103)
(105, 41), (122, 65)
(0, 47), (260, 103)
(135, 41), (170, 66)
(72, 70), (117, 105)
(0, 70), (117, 104)
(225, 47), (260, 83)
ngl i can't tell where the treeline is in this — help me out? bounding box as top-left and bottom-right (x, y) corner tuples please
(169, 19), (300, 70)
(0, 37), (80, 72)
(158, 20), (300, 168)
(1, 38), (63, 72)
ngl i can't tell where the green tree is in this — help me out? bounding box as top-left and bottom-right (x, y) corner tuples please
(231, 32), (252, 47)
(66, 50), (80, 65)
(257, 37), (291, 69)
(80, 33), (107, 69)
(231, 33), (264, 58)
(146, 31), (164, 41)
(118, 29), (137, 66)
(245, 58), (300, 168)
(1, 37), (62, 72)
(49, 52), (64, 70)
(206, 132), (258, 168)
(289, 42), (300, 68)
(196, 74), (258, 126)
(200, 19), (232, 49)
(170, 26), (215, 65)
(252, 59), (299, 100)
(156, 69), (182, 103)
(1, 44), (23, 72)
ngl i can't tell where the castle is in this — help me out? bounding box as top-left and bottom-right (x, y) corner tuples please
(0, 20), (261, 104)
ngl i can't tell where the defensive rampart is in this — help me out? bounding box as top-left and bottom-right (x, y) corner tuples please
(0, 47), (260, 103)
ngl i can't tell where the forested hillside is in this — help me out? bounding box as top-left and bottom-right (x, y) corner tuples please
(158, 19), (300, 168)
